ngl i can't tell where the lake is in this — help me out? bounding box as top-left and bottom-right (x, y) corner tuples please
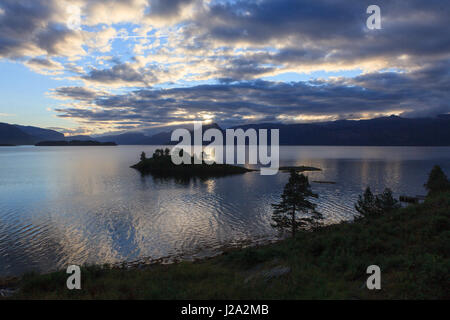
(1, 145), (449, 276)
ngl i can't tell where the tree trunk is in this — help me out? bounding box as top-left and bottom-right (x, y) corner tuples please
(291, 205), (296, 238)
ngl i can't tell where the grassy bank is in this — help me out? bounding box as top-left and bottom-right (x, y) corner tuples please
(3, 192), (449, 300)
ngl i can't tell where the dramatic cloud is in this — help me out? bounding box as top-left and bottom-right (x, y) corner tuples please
(0, 0), (449, 132)
(147, 0), (198, 19)
(82, 0), (148, 26)
(25, 57), (64, 75)
(52, 60), (450, 131)
(0, 0), (85, 58)
(51, 86), (104, 101)
(183, 0), (450, 76)
(80, 62), (157, 87)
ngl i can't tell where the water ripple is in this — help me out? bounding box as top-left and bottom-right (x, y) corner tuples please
(1, 146), (449, 276)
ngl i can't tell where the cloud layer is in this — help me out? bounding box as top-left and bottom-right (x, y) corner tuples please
(53, 61), (450, 130)
(0, 0), (449, 133)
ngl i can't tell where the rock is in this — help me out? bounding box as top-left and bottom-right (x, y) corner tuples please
(244, 265), (291, 284)
(0, 288), (17, 297)
(262, 266), (291, 282)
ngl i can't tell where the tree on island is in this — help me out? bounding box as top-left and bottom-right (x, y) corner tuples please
(272, 170), (323, 237)
(140, 151), (146, 161)
(355, 187), (400, 218)
(153, 149), (163, 158)
(424, 165), (450, 196)
(151, 148), (171, 159)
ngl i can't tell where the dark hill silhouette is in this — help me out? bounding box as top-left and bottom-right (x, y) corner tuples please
(95, 123), (222, 145)
(150, 116), (450, 146)
(0, 123), (64, 145)
(36, 140), (116, 146)
(0, 123), (34, 145)
(14, 124), (64, 142)
(96, 132), (150, 145)
(2, 116), (449, 146)
(64, 135), (93, 141)
(229, 115), (450, 146)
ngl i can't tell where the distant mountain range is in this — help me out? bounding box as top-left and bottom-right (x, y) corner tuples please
(94, 116), (450, 146)
(95, 123), (221, 145)
(96, 132), (170, 145)
(1, 115), (450, 146)
(231, 115), (450, 146)
(35, 140), (117, 146)
(0, 123), (64, 145)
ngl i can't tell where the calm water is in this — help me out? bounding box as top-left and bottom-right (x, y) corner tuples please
(0, 146), (449, 276)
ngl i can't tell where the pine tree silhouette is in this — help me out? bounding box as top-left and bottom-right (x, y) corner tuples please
(272, 170), (323, 237)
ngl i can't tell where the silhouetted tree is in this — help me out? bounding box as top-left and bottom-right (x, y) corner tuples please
(153, 149), (164, 158)
(355, 187), (399, 218)
(164, 148), (170, 156)
(140, 151), (146, 161)
(272, 170), (322, 237)
(375, 188), (400, 212)
(355, 187), (377, 217)
(424, 165), (450, 196)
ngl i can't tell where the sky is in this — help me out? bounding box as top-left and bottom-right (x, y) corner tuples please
(0, 0), (449, 136)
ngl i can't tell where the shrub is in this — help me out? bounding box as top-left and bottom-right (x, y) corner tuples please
(424, 165), (450, 196)
(355, 187), (399, 217)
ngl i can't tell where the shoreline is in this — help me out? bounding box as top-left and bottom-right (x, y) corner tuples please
(2, 192), (448, 299)
(0, 235), (283, 284)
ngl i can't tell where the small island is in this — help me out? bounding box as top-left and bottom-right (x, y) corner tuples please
(279, 166), (321, 172)
(35, 140), (117, 146)
(312, 180), (336, 184)
(131, 148), (253, 177)
(0, 144), (16, 147)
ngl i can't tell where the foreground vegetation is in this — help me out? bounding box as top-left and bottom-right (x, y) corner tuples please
(3, 190), (449, 300)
